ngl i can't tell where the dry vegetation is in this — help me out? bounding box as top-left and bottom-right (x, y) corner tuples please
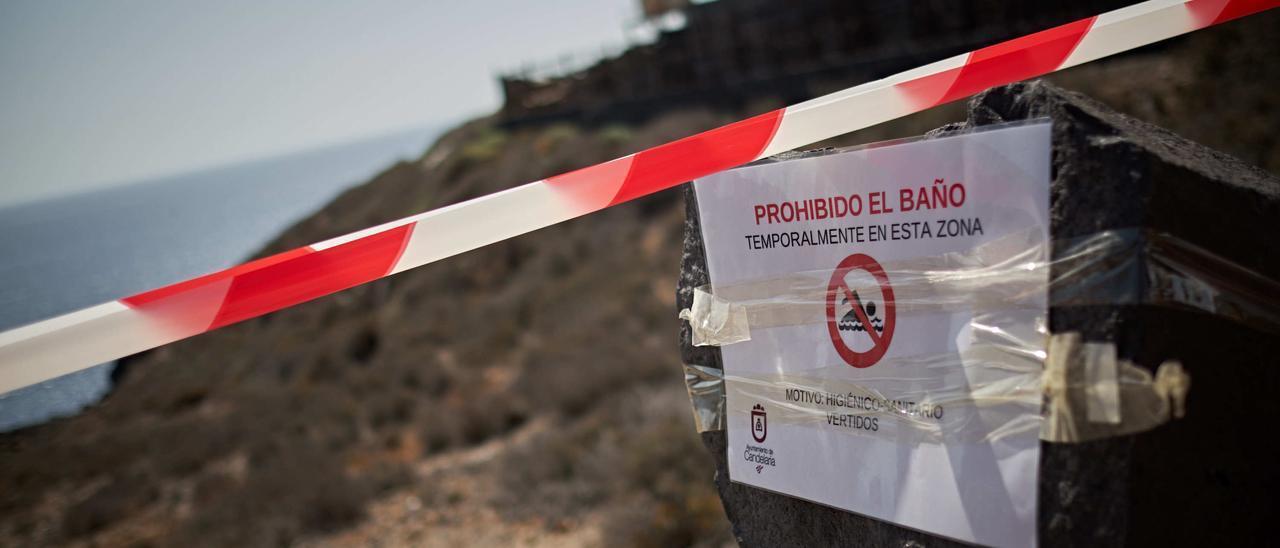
(0, 104), (746, 547)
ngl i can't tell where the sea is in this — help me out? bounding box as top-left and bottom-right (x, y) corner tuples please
(0, 125), (443, 432)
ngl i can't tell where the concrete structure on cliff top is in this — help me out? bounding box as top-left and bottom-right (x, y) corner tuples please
(499, 0), (1131, 127)
(678, 81), (1280, 546)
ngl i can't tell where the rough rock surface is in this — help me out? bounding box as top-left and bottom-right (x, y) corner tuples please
(678, 81), (1280, 546)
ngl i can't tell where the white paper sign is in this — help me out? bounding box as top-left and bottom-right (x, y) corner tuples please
(693, 123), (1051, 548)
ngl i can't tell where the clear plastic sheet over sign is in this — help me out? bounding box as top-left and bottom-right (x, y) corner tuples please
(681, 228), (1277, 442)
(688, 122), (1058, 548)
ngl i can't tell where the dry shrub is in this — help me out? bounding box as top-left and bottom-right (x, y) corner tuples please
(62, 476), (158, 538)
(492, 383), (732, 547)
(173, 443), (396, 547)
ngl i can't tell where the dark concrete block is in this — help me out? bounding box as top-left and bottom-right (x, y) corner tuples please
(677, 81), (1280, 546)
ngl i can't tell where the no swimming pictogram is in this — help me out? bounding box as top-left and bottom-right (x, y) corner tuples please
(825, 253), (895, 368)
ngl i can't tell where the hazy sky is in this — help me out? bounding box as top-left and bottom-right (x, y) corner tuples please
(0, 0), (636, 206)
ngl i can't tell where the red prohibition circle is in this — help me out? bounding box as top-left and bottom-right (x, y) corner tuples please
(825, 253), (896, 368)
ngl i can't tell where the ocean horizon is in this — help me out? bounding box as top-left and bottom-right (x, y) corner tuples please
(0, 124), (444, 431)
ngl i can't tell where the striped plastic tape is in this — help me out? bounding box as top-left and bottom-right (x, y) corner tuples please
(0, 0), (1275, 393)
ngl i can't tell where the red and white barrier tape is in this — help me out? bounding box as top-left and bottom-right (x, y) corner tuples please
(0, 0), (1274, 393)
